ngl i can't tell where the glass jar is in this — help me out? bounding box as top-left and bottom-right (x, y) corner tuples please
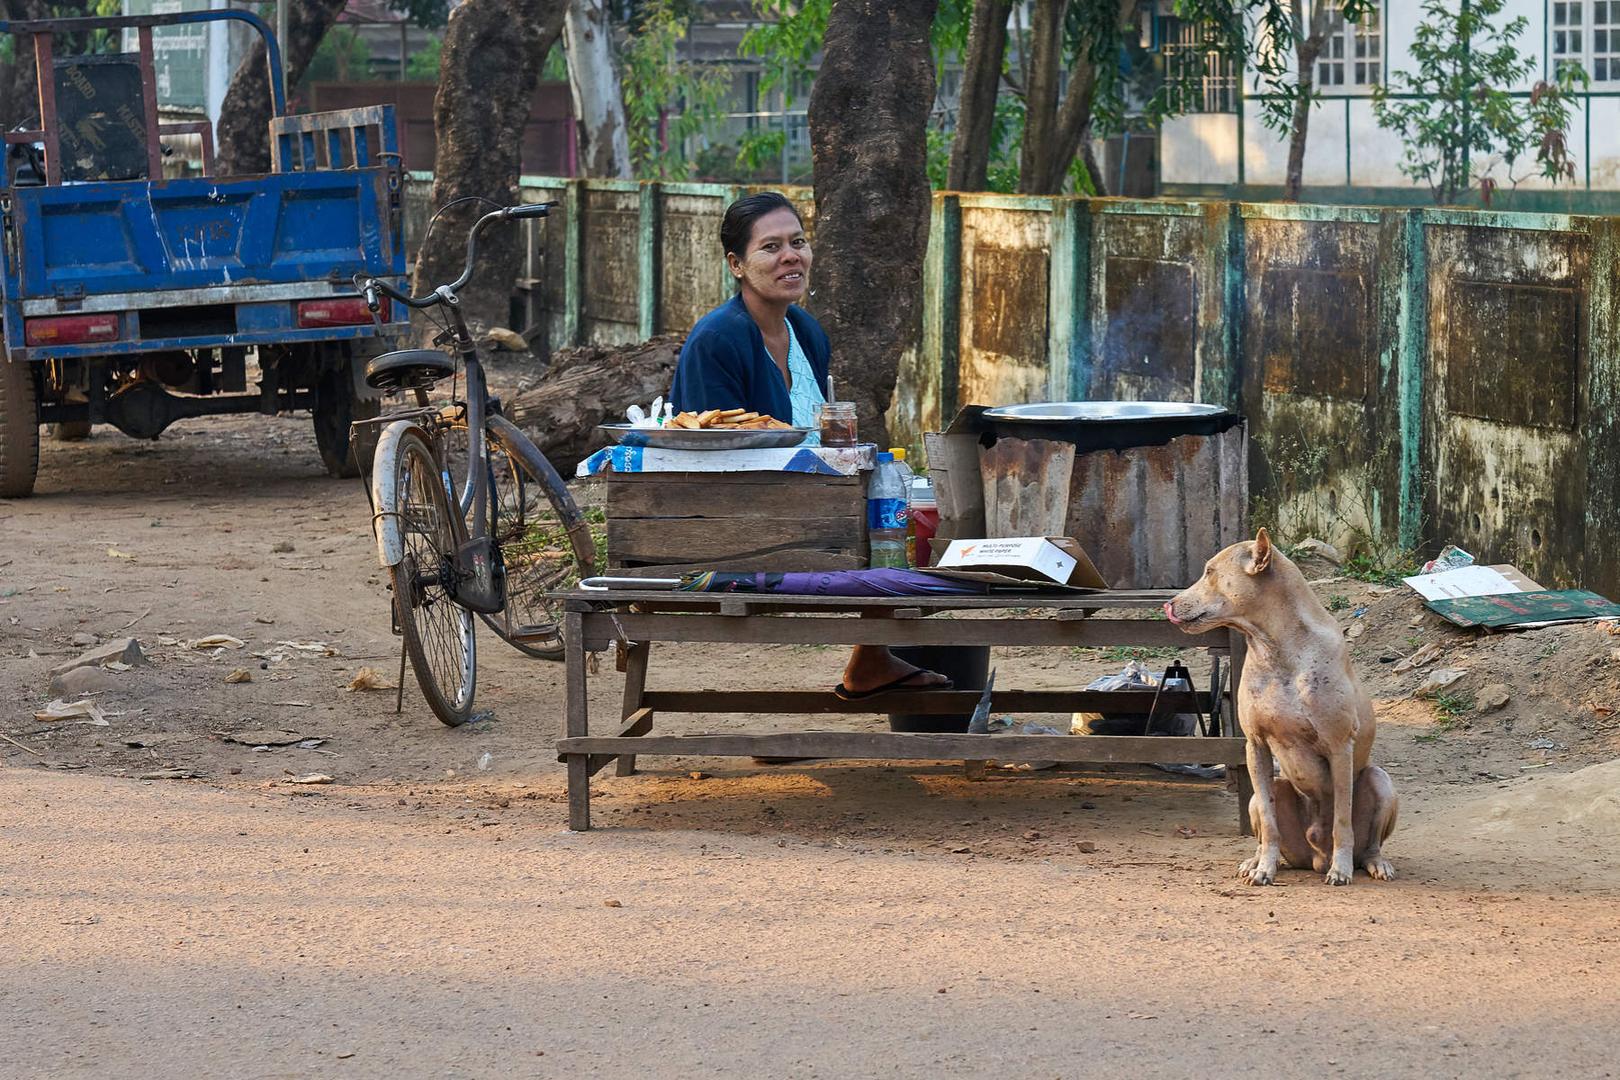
(817, 401), (858, 447)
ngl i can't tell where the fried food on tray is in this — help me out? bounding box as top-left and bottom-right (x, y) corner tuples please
(667, 409), (796, 431)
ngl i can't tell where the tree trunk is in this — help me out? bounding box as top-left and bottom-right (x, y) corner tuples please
(1079, 122), (1107, 195)
(413, 0), (567, 337)
(505, 336), (682, 475)
(564, 0), (630, 178)
(214, 0), (349, 176)
(808, 0), (938, 450)
(0, 0), (79, 131)
(946, 0), (1010, 192)
(1016, 0), (1064, 194)
(1283, 1), (1341, 202)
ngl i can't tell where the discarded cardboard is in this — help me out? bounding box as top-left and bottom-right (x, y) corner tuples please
(921, 536), (1108, 591)
(1426, 590), (1620, 629)
(1402, 564), (1542, 601)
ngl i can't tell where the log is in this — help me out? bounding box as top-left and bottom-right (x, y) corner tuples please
(503, 334), (683, 476)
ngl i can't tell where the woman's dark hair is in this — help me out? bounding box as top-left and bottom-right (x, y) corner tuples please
(720, 191), (802, 259)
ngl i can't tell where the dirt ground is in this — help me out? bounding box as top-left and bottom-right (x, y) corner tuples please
(4, 401), (1620, 1078)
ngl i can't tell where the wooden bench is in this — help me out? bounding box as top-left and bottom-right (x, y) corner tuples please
(553, 589), (1252, 833)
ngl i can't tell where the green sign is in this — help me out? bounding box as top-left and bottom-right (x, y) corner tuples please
(121, 0), (209, 110)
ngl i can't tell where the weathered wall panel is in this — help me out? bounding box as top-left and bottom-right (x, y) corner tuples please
(1240, 208), (1398, 554)
(580, 185), (642, 346)
(1089, 207), (1205, 401)
(657, 191), (729, 336)
(1425, 222), (1590, 587)
(956, 201), (1052, 409)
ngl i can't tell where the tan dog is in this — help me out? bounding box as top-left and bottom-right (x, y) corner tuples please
(1165, 528), (1397, 885)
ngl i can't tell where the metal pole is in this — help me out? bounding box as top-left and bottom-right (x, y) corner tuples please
(276, 0), (289, 93)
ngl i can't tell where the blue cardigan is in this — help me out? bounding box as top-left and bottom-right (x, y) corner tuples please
(669, 293), (831, 421)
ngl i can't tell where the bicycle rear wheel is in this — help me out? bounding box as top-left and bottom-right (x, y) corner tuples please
(383, 426), (477, 725)
(479, 414), (597, 659)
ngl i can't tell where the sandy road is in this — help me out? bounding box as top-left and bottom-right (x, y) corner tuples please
(5, 767), (1620, 1080)
(3, 414), (1619, 1078)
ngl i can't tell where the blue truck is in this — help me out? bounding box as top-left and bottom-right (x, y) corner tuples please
(0, 9), (410, 496)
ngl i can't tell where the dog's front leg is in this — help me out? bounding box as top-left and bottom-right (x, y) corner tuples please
(1241, 739), (1281, 886)
(1325, 745), (1356, 885)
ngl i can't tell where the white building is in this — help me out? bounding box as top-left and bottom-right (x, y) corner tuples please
(1159, 0), (1620, 201)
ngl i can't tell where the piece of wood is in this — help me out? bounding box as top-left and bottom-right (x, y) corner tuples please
(608, 517), (862, 560)
(592, 706), (655, 777)
(502, 336), (685, 476)
(557, 732), (1248, 766)
(615, 641), (651, 777)
(638, 689), (1212, 714)
(579, 611), (1193, 649)
(557, 588), (1179, 611)
(608, 472), (864, 520)
(605, 551), (869, 577)
(564, 610), (591, 831)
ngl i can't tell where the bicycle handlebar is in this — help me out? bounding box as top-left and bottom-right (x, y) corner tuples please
(355, 200), (556, 312)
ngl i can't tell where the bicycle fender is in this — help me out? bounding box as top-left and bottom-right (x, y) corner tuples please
(371, 419), (434, 568)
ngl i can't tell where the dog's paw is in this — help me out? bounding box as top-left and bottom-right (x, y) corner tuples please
(1238, 855), (1257, 878)
(1324, 865), (1352, 886)
(1242, 864), (1276, 886)
(1363, 855), (1397, 881)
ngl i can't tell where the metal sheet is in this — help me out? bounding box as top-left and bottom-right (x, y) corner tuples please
(982, 401), (1226, 423)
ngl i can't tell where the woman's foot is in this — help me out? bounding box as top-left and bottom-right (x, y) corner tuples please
(838, 645), (951, 697)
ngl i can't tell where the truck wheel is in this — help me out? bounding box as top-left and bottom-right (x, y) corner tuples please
(50, 420), (92, 441)
(0, 360), (40, 497)
(313, 360), (380, 479)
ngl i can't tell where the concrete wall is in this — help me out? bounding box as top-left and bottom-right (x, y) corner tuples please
(403, 176), (1620, 595)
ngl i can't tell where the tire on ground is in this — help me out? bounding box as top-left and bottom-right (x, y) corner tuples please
(0, 359), (40, 498)
(313, 348), (382, 478)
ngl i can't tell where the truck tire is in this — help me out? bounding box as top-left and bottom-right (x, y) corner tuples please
(0, 360), (40, 497)
(313, 358), (381, 479)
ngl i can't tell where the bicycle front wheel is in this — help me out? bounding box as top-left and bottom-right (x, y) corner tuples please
(479, 414), (598, 659)
(383, 426), (477, 726)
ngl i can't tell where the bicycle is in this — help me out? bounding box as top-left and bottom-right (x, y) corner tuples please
(354, 201), (597, 727)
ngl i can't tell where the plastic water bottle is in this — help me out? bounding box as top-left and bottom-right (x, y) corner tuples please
(867, 451), (909, 569)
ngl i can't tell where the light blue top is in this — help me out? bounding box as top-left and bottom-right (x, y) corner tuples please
(778, 318), (825, 446)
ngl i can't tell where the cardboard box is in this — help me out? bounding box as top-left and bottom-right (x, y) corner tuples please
(925, 536), (1109, 591)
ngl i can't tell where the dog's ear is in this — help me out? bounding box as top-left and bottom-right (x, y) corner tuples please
(1247, 527), (1273, 576)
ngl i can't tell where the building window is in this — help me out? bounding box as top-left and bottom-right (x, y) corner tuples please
(1318, 1), (1381, 87)
(1161, 17), (1237, 113)
(1555, 1), (1618, 81)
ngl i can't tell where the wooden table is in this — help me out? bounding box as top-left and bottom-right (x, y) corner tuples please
(555, 589), (1252, 833)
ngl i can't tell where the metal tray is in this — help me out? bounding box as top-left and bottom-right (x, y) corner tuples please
(598, 423), (811, 451)
(980, 401), (1227, 423)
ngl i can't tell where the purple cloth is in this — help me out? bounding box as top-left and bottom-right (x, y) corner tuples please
(679, 568), (986, 596)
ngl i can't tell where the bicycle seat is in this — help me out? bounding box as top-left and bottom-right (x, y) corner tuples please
(365, 349), (456, 392)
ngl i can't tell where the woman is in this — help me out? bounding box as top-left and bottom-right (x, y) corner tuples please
(670, 192), (949, 699)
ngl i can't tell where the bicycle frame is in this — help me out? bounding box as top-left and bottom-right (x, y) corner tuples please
(359, 202), (554, 558)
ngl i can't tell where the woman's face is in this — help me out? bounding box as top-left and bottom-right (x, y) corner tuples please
(729, 207), (811, 305)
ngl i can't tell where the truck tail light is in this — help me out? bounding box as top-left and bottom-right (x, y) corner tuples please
(24, 313), (120, 346)
(297, 297), (384, 328)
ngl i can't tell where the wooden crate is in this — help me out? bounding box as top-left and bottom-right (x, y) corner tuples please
(605, 471), (869, 576)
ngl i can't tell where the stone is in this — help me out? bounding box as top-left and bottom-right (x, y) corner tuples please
(1477, 683), (1512, 713)
(1294, 538), (1343, 564)
(482, 327), (528, 352)
(69, 632), (97, 647)
(49, 637), (146, 680)
(49, 665), (118, 696)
